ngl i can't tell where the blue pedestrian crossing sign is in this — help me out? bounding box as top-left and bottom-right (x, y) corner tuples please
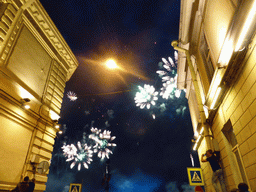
(69, 183), (82, 192)
(187, 167), (204, 186)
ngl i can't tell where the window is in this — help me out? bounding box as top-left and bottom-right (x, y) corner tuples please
(199, 32), (215, 82)
(222, 119), (248, 185)
(233, 146), (247, 183)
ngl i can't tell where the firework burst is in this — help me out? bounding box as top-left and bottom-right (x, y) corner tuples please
(156, 52), (181, 100)
(89, 127), (116, 160)
(67, 91), (78, 101)
(159, 75), (181, 99)
(134, 84), (159, 109)
(62, 141), (93, 170)
(134, 51), (186, 117)
(157, 51), (177, 81)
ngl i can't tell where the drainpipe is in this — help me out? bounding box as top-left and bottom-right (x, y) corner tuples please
(171, 40), (211, 149)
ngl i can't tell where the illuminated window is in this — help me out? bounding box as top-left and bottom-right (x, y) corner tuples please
(199, 32), (215, 83)
(222, 119), (248, 185)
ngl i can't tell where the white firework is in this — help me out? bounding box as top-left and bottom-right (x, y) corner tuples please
(157, 51), (177, 80)
(190, 153), (194, 167)
(67, 91), (78, 101)
(160, 74), (181, 99)
(157, 59), (176, 81)
(89, 127), (116, 160)
(62, 141), (93, 170)
(157, 52), (181, 100)
(168, 57), (175, 67)
(174, 51), (178, 63)
(134, 84), (159, 109)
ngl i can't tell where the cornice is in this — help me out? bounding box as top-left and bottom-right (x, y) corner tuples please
(21, 0), (78, 80)
(2, 0), (13, 3)
(1, 0), (78, 80)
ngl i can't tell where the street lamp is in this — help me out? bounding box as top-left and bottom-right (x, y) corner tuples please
(105, 59), (117, 69)
(21, 98), (31, 109)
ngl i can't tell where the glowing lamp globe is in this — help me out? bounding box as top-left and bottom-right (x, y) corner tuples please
(106, 59), (117, 69)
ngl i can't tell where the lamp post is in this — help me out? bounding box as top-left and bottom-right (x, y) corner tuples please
(102, 159), (111, 192)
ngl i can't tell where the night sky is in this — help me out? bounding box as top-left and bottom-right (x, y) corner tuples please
(40, 0), (200, 191)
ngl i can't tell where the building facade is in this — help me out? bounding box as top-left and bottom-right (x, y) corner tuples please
(0, 0), (78, 191)
(175, 0), (256, 191)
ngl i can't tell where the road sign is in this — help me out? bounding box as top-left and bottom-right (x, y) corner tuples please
(69, 183), (82, 192)
(187, 167), (204, 186)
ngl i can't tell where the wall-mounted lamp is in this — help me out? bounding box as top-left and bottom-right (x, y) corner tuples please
(218, 38), (233, 67)
(193, 127), (204, 151)
(235, 0), (256, 52)
(53, 120), (60, 129)
(210, 87), (222, 110)
(50, 110), (60, 121)
(217, 0), (256, 68)
(203, 105), (209, 118)
(21, 98), (31, 109)
(193, 138), (200, 151)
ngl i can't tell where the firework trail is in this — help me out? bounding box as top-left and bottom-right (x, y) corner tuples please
(190, 153), (194, 167)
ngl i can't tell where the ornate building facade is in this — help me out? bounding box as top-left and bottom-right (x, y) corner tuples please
(175, 0), (256, 191)
(0, 0), (78, 191)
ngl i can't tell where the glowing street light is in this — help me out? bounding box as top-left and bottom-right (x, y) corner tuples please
(24, 104), (30, 109)
(105, 59), (117, 69)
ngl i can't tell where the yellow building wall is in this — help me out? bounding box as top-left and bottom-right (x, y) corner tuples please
(210, 33), (256, 190)
(0, 1), (78, 191)
(0, 116), (32, 183)
(179, 0), (256, 191)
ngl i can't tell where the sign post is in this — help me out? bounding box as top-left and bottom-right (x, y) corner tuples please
(187, 167), (204, 186)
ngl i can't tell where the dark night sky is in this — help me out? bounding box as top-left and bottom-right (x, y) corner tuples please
(39, 0), (200, 191)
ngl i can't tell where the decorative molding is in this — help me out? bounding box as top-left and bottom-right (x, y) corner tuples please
(25, 0), (78, 80)
(0, 0), (78, 80)
(2, 0), (13, 3)
(0, 4), (20, 65)
(42, 60), (66, 114)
